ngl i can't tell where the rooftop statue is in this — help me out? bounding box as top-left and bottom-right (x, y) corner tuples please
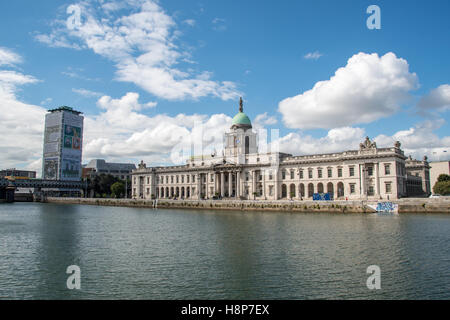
(360, 136), (377, 150)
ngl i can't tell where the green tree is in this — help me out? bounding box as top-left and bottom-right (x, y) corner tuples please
(437, 174), (450, 182)
(111, 181), (125, 198)
(433, 180), (450, 195)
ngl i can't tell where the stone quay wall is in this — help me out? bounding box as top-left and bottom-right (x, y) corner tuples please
(43, 197), (450, 214)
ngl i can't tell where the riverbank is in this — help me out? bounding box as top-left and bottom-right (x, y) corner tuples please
(42, 197), (450, 213)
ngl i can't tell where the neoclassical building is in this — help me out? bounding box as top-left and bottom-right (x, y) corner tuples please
(132, 99), (418, 201)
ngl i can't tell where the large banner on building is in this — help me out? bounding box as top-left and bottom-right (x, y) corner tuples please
(61, 158), (81, 179)
(64, 125), (82, 150)
(43, 158), (58, 180)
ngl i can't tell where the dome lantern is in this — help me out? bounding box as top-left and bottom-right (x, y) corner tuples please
(231, 97), (252, 129)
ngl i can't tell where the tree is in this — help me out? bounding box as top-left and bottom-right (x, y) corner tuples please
(437, 174), (450, 182)
(111, 181), (125, 198)
(433, 180), (450, 195)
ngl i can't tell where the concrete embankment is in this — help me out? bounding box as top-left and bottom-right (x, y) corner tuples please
(43, 197), (450, 213)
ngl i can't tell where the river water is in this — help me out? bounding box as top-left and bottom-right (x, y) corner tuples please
(0, 202), (448, 299)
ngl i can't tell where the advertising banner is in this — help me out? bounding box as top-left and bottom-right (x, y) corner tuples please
(43, 158), (58, 180)
(63, 125), (82, 150)
(61, 158), (81, 179)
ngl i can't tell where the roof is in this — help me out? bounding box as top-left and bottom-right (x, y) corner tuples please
(48, 106), (83, 115)
(232, 112), (252, 126)
(231, 97), (252, 128)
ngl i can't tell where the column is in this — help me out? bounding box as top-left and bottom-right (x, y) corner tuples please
(274, 169), (279, 200)
(375, 162), (380, 197)
(220, 171), (225, 197)
(360, 165), (365, 197)
(197, 173), (201, 199)
(236, 171), (241, 198)
(252, 170), (257, 198)
(262, 169), (266, 199)
(213, 173), (217, 196)
(228, 172), (233, 198)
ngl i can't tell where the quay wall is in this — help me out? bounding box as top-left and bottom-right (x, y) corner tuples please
(43, 197), (450, 214)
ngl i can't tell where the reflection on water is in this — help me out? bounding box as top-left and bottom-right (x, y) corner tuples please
(0, 203), (449, 299)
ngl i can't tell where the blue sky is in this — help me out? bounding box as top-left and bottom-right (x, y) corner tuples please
(0, 0), (449, 174)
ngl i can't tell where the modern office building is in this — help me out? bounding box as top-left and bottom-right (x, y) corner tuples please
(83, 159), (136, 180)
(42, 106), (84, 181)
(132, 99), (428, 200)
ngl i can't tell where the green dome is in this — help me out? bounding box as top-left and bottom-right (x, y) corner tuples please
(232, 112), (252, 126)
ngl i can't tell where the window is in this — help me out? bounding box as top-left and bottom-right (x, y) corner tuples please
(308, 169), (313, 179)
(269, 185), (274, 196)
(290, 170), (294, 179)
(176, 176), (179, 183)
(192, 175), (195, 183)
(385, 164), (391, 175)
(367, 166), (373, 176)
(269, 171), (273, 180)
(147, 177), (150, 184)
(182, 175), (184, 183)
(146, 188), (150, 194)
(349, 167), (355, 177)
(210, 174), (214, 182)
(259, 174), (263, 181)
(338, 168), (342, 177)
(300, 170), (303, 179)
(282, 170), (286, 180)
(318, 169), (322, 178)
(246, 172), (249, 181)
(368, 186), (374, 196)
(350, 184), (355, 194)
(134, 177), (136, 184)
(327, 168), (332, 178)
(385, 183), (392, 193)
(187, 175), (190, 183)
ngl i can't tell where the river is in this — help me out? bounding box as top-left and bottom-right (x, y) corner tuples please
(0, 202), (448, 299)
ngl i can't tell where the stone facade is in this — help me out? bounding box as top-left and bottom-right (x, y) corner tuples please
(132, 101), (419, 201)
(405, 156), (431, 196)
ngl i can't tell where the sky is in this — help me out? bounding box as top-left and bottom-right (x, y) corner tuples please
(0, 0), (449, 177)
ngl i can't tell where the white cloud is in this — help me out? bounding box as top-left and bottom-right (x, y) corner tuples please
(417, 84), (450, 113)
(72, 88), (104, 98)
(0, 47), (22, 66)
(254, 112), (277, 127)
(374, 120), (450, 161)
(0, 49), (46, 176)
(274, 127), (366, 156)
(183, 19), (196, 26)
(212, 17), (227, 31)
(273, 122), (450, 162)
(304, 51), (323, 60)
(35, 0), (240, 101)
(82, 92), (230, 165)
(40, 97), (53, 105)
(279, 52), (418, 129)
